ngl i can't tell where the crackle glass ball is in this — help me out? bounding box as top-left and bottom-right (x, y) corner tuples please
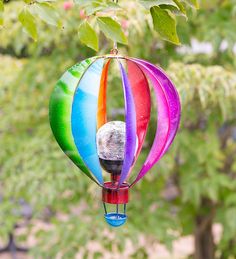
(96, 121), (125, 174)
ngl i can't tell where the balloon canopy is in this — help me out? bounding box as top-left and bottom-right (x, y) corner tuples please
(49, 55), (181, 227)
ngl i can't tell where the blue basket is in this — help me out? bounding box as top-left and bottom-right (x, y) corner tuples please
(104, 213), (127, 227)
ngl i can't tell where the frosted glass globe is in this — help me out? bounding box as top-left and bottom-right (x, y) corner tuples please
(96, 121), (125, 174)
(96, 121), (125, 161)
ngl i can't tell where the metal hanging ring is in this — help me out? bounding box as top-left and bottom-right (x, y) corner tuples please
(110, 48), (119, 55)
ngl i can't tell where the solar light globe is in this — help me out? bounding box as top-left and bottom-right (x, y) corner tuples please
(96, 121), (126, 176)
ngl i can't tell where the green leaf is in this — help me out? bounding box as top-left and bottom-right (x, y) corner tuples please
(78, 21), (99, 51)
(184, 0), (199, 9)
(150, 6), (180, 44)
(29, 2), (60, 27)
(85, 2), (121, 16)
(97, 17), (127, 45)
(84, 3), (106, 16)
(0, 0), (4, 25)
(18, 7), (37, 41)
(172, 0), (186, 14)
(139, 0), (179, 9)
(140, 0), (186, 16)
(0, 0), (3, 26)
(159, 4), (186, 18)
(106, 2), (122, 10)
(74, 0), (121, 15)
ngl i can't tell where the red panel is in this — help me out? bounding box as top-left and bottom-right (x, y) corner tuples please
(127, 60), (151, 159)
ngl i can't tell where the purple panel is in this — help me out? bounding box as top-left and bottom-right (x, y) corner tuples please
(129, 58), (181, 186)
(118, 62), (137, 186)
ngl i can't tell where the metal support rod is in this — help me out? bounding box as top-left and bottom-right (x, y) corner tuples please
(116, 204), (119, 218)
(103, 202), (107, 215)
(124, 203), (126, 215)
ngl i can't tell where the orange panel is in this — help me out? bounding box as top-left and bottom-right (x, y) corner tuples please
(97, 60), (111, 129)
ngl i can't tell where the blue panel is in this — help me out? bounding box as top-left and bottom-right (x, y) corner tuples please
(71, 58), (104, 184)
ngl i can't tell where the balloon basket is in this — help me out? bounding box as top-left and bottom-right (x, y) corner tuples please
(102, 181), (129, 227)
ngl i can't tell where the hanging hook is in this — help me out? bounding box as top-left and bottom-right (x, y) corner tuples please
(110, 0), (119, 55)
(110, 45), (118, 55)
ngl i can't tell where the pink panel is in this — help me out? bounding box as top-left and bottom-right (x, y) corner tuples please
(129, 58), (181, 186)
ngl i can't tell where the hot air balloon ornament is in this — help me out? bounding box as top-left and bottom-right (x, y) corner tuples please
(49, 51), (181, 227)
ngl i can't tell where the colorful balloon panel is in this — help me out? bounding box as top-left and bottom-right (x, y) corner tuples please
(49, 57), (97, 183)
(127, 61), (151, 159)
(118, 62), (137, 186)
(130, 60), (170, 185)
(132, 58), (181, 152)
(71, 58), (105, 184)
(97, 60), (111, 129)
(129, 58), (181, 185)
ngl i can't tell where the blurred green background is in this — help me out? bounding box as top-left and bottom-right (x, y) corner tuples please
(0, 0), (236, 258)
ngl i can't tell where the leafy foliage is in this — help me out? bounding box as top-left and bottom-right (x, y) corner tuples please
(0, 0), (4, 25)
(0, 0), (198, 48)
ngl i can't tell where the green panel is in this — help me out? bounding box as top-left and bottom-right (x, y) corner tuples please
(49, 57), (98, 183)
